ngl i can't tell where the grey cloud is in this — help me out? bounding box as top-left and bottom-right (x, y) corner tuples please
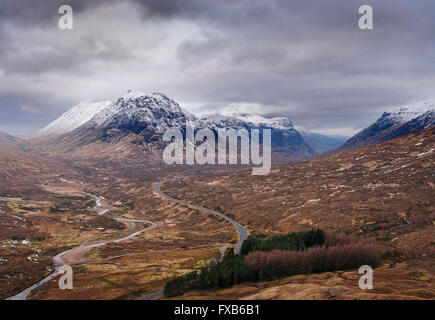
(0, 0), (434, 136)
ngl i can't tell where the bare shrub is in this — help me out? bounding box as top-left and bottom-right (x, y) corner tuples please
(324, 230), (359, 247)
(246, 235), (380, 279)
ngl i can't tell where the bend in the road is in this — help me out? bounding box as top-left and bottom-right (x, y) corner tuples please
(155, 178), (247, 255)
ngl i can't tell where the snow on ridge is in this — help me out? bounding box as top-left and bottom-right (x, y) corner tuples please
(219, 110), (294, 130)
(89, 90), (201, 131)
(117, 90), (173, 104)
(119, 89), (146, 101)
(33, 90), (300, 138)
(200, 114), (253, 131)
(34, 100), (112, 137)
(387, 98), (435, 123)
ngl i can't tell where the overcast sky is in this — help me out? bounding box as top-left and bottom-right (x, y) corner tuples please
(1, 0), (434, 136)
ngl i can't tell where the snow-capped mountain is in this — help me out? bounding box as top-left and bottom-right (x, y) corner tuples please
(201, 112), (314, 159)
(201, 111), (298, 132)
(41, 90), (207, 156)
(202, 113), (345, 155)
(219, 110), (295, 131)
(387, 99), (435, 124)
(36, 90), (314, 161)
(201, 114), (256, 130)
(87, 90), (201, 136)
(340, 99), (435, 151)
(33, 100), (112, 138)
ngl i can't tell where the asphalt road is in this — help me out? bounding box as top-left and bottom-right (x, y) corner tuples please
(139, 178), (248, 301)
(6, 190), (157, 300)
(155, 178), (247, 255)
(7, 178), (247, 300)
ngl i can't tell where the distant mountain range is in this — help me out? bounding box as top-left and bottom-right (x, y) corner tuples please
(3, 92), (431, 162)
(31, 90), (315, 161)
(340, 99), (435, 151)
(298, 131), (348, 154)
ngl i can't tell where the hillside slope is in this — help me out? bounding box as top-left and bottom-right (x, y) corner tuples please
(340, 99), (435, 151)
(162, 127), (434, 256)
(160, 127), (434, 300)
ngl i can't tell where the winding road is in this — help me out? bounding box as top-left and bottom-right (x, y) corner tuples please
(6, 177), (247, 300)
(139, 178), (247, 301)
(6, 189), (156, 300)
(53, 217), (157, 266)
(155, 178), (247, 254)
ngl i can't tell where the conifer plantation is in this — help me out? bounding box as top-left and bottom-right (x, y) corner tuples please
(164, 230), (380, 297)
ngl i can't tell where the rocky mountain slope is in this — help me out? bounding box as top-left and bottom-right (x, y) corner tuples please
(201, 113), (314, 160)
(340, 99), (435, 151)
(84, 90), (201, 141)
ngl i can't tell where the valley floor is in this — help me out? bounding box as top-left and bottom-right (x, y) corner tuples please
(0, 127), (433, 300)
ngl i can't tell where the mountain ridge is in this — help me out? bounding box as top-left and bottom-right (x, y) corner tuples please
(30, 92), (435, 162)
(339, 99), (435, 151)
(32, 90), (315, 161)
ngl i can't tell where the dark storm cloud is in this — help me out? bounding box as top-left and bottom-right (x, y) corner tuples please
(0, 0), (434, 135)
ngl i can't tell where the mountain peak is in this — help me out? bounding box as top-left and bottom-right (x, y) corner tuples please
(88, 91), (199, 134)
(118, 90), (173, 105)
(121, 89), (146, 100)
(151, 92), (169, 98)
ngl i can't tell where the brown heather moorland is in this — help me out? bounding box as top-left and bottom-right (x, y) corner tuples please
(161, 127), (434, 299)
(0, 127), (433, 299)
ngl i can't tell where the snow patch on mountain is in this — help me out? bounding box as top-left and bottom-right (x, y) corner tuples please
(29, 90), (316, 160)
(218, 110), (295, 130)
(386, 98), (435, 124)
(340, 98), (435, 151)
(120, 89), (147, 101)
(200, 114), (250, 129)
(34, 101), (112, 137)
